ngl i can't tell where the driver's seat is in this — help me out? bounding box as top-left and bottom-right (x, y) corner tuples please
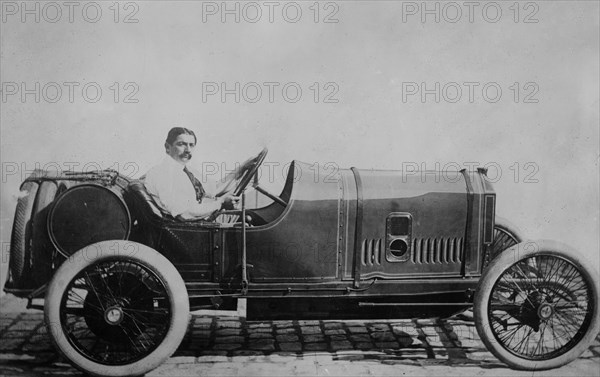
(127, 180), (175, 221)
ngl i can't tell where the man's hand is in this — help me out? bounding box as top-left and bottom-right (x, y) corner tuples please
(220, 194), (240, 210)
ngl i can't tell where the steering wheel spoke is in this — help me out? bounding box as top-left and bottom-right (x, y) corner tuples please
(216, 148), (269, 197)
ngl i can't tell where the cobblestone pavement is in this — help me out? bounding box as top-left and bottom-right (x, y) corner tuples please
(1, 296), (599, 376)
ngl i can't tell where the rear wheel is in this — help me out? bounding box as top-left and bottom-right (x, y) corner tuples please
(45, 241), (189, 377)
(474, 241), (600, 370)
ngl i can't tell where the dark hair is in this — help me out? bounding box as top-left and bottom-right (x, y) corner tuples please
(165, 127), (196, 145)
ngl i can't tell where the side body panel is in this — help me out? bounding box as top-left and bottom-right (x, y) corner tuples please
(343, 169), (468, 280)
(217, 162), (495, 292)
(222, 161), (343, 282)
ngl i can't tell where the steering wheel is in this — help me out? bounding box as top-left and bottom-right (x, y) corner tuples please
(216, 148), (268, 197)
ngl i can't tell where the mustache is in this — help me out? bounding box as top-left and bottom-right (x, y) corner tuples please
(180, 152), (192, 158)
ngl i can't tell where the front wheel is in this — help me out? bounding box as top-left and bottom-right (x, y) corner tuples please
(45, 241), (189, 377)
(474, 240), (600, 370)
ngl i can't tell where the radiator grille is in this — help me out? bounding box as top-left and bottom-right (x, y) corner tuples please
(362, 239), (382, 266)
(411, 238), (463, 264)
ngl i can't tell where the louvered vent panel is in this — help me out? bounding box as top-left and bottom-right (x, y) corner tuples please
(411, 237), (463, 264)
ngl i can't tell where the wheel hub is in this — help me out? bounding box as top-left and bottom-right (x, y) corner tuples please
(104, 306), (124, 325)
(538, 303), (554, 320)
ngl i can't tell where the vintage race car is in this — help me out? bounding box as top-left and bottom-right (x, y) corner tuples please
(4, 148), (599, 376)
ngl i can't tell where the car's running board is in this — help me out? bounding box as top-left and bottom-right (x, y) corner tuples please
(359, 302), (472, 307)
(190, 298), (247, 317)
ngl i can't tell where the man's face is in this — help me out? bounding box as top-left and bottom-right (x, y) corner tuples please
(166, 134), (196, 165)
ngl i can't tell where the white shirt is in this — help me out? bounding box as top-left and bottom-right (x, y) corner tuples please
(144, 156), (220, 218)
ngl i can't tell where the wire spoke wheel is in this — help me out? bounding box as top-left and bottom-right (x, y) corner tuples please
(489, 255), (593, 360)
(490, 228), (519, 256)
(45, 242), (189, 377)
(475, 241), (600, 370)
(61, 260), (171, 365)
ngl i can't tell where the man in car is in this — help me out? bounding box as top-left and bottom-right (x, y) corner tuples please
(144, 127), (238, 220)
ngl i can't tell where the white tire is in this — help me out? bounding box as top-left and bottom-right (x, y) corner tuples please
(45, 241), (189, 377)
